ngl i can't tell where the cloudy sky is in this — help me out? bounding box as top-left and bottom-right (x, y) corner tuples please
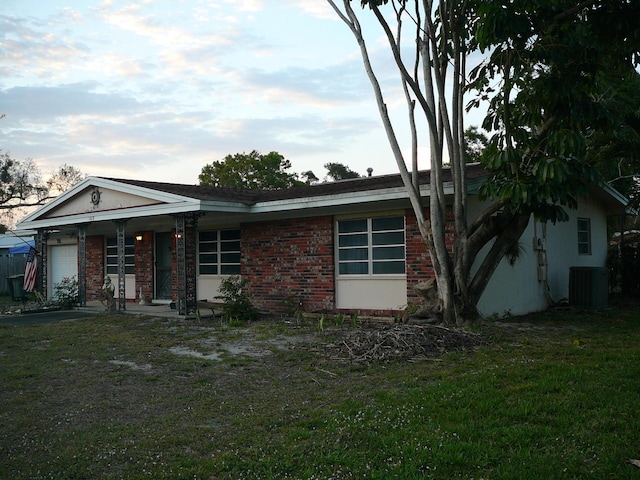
(1, 0), (483, 185)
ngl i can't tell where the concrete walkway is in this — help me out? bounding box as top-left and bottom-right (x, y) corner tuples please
(79, 300), (222, 319)
(1, 300), (222, 327)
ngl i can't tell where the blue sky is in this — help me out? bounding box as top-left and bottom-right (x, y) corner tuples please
(1, 0), (484, 184)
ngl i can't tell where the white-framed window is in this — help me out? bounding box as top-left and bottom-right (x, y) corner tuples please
(106, 236), (135, 275)
(198, 229), (241, 275)
(577, 218), (591, 255)
(337, 216), (406, 275)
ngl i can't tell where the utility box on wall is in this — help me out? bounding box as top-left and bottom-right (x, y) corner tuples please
(569, 267), (609, 308)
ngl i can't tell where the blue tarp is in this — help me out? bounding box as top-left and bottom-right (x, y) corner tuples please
(8, 241), (35, 255)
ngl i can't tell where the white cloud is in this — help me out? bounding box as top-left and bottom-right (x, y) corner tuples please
(0, 15), (89, 80)
(220, 0), (264, 13)
(0, 0), (399, 186)
(289, 0), (338, 20)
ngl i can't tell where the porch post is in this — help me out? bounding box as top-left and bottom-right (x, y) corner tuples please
(36, 229), (49, 299)
(175, 213), (198, 315)
(115, 220), (127, 311)
(77, 224), (88, 307)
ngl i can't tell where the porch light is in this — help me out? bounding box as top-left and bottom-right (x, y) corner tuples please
(175, 233), (183, 239)
(135, 234), (143, 242)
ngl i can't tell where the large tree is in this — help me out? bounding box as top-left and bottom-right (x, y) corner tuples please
(0, 156), (86, 230)
(583, 72), (640, 212)
(199, 150), (304, 190)
(0, 152), (48, 211)
(199, 152), (363, 188)
(328, 0), (639, 325)
(463, 126), (489, 164)
(1, 114), (86, 227)
(0, 153), (84, 230)
(0, 151), (51, 231)
(324, 162), (362, 181)
(46, 164), (86, 197)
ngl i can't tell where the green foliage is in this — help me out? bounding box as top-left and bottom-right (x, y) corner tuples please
(300, 170), (319, 185)
(359, 0), (390, 8)
(215, 275), (259, 321)
(584, 73), (640, 210)
(198, 150), (363, 190)
(53, 276), (79, 309)
(463, 126), (489, 163)
(324, 162), (361, 181)
(198, 150), (304, 190)
(469, 0), (638, 223)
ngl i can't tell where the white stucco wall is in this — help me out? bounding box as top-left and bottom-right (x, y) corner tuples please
(336, 277), (407, 310)
(471, 195), (610, 317)
(46, 187), (162, 218)
(110, 274), (136, 300)
(197, 276), (225, 304)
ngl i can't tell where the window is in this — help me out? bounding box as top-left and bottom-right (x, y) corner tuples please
(577, 218), (591, 255)
(198, 229), (241, 275)
(337, 216), (405, 275)
(106, 237), (135, 274)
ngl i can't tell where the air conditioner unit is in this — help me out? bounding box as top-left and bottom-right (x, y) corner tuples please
(569, 267), (608, 308)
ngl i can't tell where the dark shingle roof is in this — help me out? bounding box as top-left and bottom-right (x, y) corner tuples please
(102, 164), (489, 205)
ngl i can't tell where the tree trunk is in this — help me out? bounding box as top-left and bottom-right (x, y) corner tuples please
(467, 212), (531, 308)
(329, 0), (533, 326)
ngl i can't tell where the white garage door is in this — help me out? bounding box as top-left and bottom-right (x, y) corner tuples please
(50, 244), (78, 298)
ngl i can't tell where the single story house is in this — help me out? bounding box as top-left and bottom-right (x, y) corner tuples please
(14, 164), (627, 317)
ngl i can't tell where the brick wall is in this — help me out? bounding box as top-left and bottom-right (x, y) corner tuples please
(81, 209), (452, 312)
(405, 209), (432, 305)
(85, 235), (104, 301)
(405, 207), (455, 306)
(242, 216), (335, 314)
(171, 230), (177, 301)
(85, 232), (156, 302)
(134, 231), (154, 301)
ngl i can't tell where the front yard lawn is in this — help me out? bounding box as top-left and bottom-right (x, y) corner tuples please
(1, 305), (639, 479)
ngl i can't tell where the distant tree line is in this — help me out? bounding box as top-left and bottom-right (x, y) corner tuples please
(198, 150), (363, 190)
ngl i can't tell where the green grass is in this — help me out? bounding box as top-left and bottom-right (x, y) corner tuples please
(1, 307), (640, 479)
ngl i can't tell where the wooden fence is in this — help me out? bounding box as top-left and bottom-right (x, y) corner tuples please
(0, 256), (28, 296)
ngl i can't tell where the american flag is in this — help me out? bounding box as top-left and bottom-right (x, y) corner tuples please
(23, 247), (38, 292)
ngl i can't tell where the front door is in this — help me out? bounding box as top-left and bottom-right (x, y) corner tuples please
(155, 232), (173, 300)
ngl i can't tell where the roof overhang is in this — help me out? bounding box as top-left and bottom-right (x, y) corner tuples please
(14, 169), (629, 234)
(589, 182), (629, 216)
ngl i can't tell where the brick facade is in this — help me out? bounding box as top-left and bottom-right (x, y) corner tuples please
(405, 207), (455, 306)
(85, 232), (156, 303)
(134, 231), (154, 301)
(405, 209), (433, 306)
(241, 216), (335, 314)
(80, 211), (442, 314)
(85, 235), (105, 301)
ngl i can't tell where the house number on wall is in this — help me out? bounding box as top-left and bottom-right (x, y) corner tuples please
(90, 187), (101, 206)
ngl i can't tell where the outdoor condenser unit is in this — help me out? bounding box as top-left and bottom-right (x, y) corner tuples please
(569, 266), (609, 308)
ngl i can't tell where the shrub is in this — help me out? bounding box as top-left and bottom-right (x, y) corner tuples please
(53, 276), (79, 309)
(215, 275), (259, 321)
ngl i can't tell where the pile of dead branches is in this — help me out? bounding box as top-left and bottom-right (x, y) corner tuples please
(325, 323), (486, 363)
